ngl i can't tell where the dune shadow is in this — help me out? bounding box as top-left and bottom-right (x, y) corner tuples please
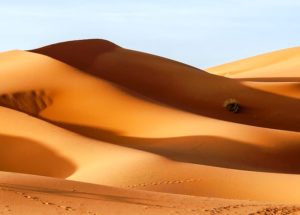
(0, 134), (76, 178)
(50, 121), (300, 174)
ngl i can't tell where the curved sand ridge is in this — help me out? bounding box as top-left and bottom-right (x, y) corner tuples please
(1, 106), (300, 204)
(1, 49), (300, 206)
(32, 39), (300, 132)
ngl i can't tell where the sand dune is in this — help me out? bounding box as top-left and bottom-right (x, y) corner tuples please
(207, 46), (300, 107)
(32, 40), (300, 133)
(207, 46), (300, 78)
(1, 103), (300, 203)
(0, 40), (300, 214)
(242, 81), (300, 99)
(1, 49), (300, 172)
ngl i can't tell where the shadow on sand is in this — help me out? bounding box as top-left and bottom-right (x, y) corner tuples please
(50, 121), (300, 174)
(0, 134), (76, 178)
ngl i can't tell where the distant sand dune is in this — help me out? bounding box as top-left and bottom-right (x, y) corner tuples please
(242, 81), (300, 99)
(207, 45), (300, 112)
(207, 46), (300, 78)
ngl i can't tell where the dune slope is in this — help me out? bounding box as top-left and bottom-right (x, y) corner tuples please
(1, 40), (300, 215)
(1, 49), (300, 205)
(32, 40), (300, 132)
(2, 105), (300, 204)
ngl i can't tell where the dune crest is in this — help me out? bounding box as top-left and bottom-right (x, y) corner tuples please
(32, 39), (119, 70)
(207, 46), (300, 78)
(32, 39), (300, 132)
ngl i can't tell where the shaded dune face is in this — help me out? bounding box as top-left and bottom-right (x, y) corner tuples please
(0, 90), (52, 116)
(0, 134), (75, 178)
(32, 39), (119, 70)
(31, 39), (300, 132)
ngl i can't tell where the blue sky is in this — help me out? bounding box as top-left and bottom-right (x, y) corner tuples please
(0, 0), (300, 68)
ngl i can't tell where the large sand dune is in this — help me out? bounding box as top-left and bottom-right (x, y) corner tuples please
(0, 40), (300, 214)
(32, 40), (300, 132)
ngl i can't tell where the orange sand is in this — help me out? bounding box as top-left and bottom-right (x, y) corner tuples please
(0, 40), (299, 214)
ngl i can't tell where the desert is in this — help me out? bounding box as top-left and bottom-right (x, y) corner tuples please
(0, 38), (300, 214)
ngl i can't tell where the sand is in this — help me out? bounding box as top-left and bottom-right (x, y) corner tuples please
(0, 40), (299, 214)
(207, 46), (300, 78)
(32, 40), (300, 132)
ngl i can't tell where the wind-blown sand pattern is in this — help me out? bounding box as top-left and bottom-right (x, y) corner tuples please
(0, 39), (300, 214)
(0, 90), (52, 116)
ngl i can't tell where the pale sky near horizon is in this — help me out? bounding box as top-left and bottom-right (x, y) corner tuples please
(0, 0), (300, 68)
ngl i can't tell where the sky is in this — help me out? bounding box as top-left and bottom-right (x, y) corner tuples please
(0, 0), (300, 68)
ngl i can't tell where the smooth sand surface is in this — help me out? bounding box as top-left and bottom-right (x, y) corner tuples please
(0, 40), (300, 214)
(3, 171), (300, 215)
(207, 46), (300, 78)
